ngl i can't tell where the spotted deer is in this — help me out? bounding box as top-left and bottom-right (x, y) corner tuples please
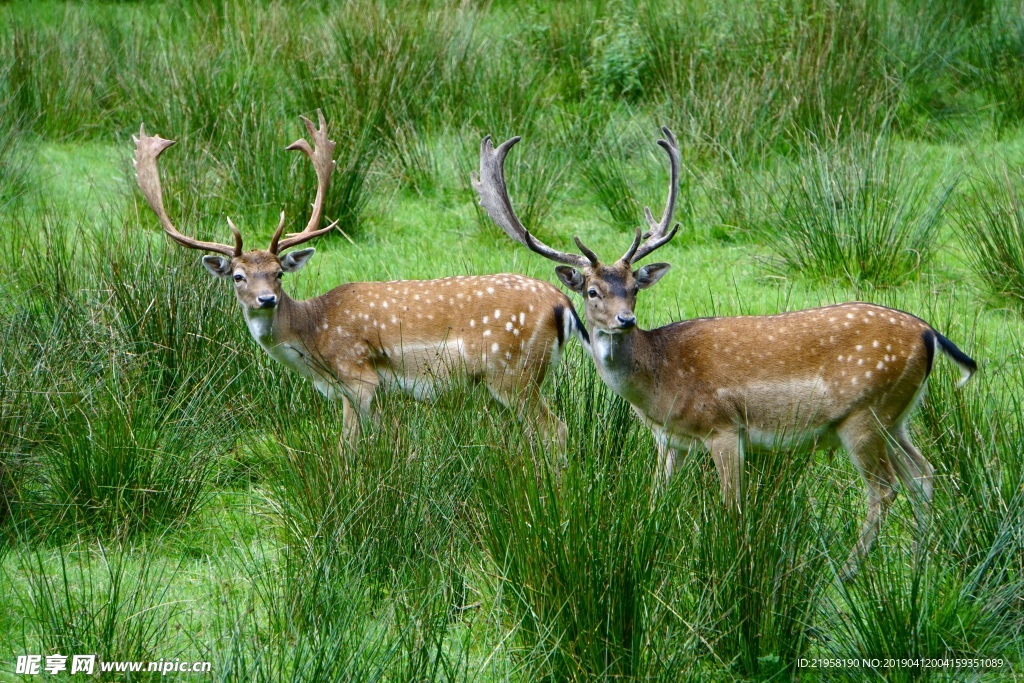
(474, 127), (977, 572)
(133, 111), (586, 450)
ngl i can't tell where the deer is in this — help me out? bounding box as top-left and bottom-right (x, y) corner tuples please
(473, 127), (977, 574)
(133, 111), (587, 452)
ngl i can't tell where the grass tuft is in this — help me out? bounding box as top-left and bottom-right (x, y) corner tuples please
(761, 139), (952, 286)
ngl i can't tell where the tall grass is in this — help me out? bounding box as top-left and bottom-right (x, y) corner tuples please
(679, 441), (839, 678)
(1, 0), (1023, 679)
(13, 542), (182, 667)
(956, 166), (1024, 309)
(761, 140), (952, 286)
(474, 374), (675, 680)
(40, 368), (221, 538)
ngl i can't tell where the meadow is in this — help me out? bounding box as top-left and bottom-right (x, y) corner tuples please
(1, 0), (1023, 680)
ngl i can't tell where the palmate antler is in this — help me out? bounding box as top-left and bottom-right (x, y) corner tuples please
(269, 109), (338, 254)
(474, 128), (680, 267)
(133, 126), (242, 257)
(134, 109), (338, 257)
(472, 136), (594, 269)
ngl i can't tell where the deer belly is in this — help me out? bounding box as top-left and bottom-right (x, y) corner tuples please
(375, 339), (476, 400)
(722, 378), (839, 450)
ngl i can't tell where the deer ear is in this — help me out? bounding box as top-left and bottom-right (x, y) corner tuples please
(555, 266), (585, 293)
(634, 262), (671, 289)
(202, 255), (232, 278)
(281, 248), (316, 273)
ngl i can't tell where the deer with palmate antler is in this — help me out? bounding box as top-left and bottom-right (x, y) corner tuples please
(133, 111), (587, 452)
(474, 127), (977, 574)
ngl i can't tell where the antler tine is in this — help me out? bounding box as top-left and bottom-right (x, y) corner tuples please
(628, 126), (681, 263)
(619, 227), (643, 263)
(133, 124), (239, 257)
(473, 135), (590, 269)
(267, 212), (286, 254)
(275, 109), (338, 253)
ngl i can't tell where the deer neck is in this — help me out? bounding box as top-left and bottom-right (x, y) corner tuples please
(590, 327), (656, 407)
(242, 292), (321, 374)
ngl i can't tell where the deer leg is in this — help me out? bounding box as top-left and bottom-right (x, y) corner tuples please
(890, 425), (934, 549)
(338, 378), (378, 452)
(891, 425), (934, 503)
(487, 381), (567, 458)
(838, 415), (897, 578)
(655, 438), (680, 481)
(704, 431), (743, 510)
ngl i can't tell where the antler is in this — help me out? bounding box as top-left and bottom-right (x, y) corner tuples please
(271, 109), (338, 254)
(473, 135), (593, 269)
(133, 124), (241, 257)
(626, 126), (680, 263)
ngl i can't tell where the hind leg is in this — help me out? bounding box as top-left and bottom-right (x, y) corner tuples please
(890, 424), (934, 502)
(837, 413), (898, 578)
(486, 379), (567, 457)
(889, 424), (935, 549)
(703, 430), (744, 510)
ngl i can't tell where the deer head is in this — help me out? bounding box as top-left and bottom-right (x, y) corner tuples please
(133, 110), (338, 313)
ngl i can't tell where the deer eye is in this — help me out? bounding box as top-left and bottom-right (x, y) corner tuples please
(276, 272), (283, 280)
(233, 274), (245, 282)
(587, 289), (599, 299)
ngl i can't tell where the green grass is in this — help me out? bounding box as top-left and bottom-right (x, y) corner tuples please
(1, 0), (1023, 680)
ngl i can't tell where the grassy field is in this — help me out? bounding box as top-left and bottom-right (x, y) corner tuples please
(1, 0), (1023, 680)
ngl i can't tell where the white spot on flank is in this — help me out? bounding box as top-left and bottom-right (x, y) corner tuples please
(470, 319), (476, 327)
(382, 301), (388, 308)
(856, 344), (863, 351)
(483, 316), (490, 324)
(857, 358), (864, 365)
(494, 309), (501, 319)
(519, 312), (525, 325)
(846, 313), (854, 319)
(487, 287), (495, 294)
(865, 371), (872, 378)
(872, 340), (879, 347)
(505, 322), (513, 331)
(483, 330), (491, 337)
(491, 343), (499, 353)
(877, 361), (885, 370)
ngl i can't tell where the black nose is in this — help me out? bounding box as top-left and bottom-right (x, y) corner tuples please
(257, 294), (277, 308)
(616, 313), (637, 328)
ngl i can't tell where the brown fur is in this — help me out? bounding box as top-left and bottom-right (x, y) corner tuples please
(227, 250), (579, 449)
(560, 260), (974, 575)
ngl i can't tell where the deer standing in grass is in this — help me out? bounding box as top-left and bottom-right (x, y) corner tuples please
(133, 111), (586, 450)
(474, 128), (977, 573)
